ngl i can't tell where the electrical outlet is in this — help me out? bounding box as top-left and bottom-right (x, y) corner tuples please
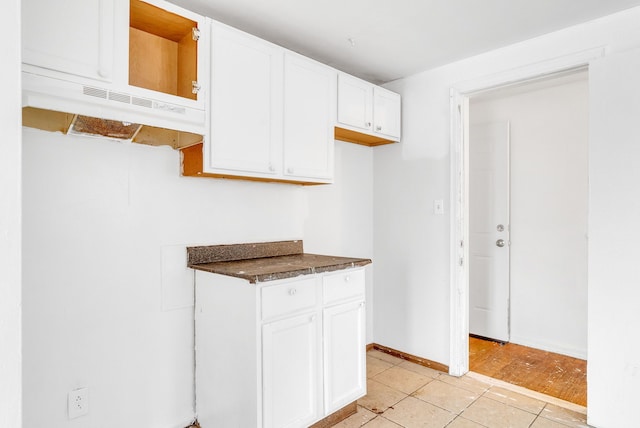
(68, 388), (89, 419)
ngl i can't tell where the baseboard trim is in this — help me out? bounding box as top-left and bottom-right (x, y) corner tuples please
(370, 343), (449, 373)
(309, 401), (357, 428)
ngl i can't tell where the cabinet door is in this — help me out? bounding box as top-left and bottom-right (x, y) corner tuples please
(373, 86), (401, 140)
(283, 53), (335, 182)
(323, 300), (366, 414)
(337, 74), (372, 132)
(206, 22), (283, 176)
(22, 0), (115, 82)
(263, 312), (321, 428)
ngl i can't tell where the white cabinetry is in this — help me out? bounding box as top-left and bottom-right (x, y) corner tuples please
(22, 0), (208, 135)
(283, 52), (336, 182)
(322, 270), (367, 413)
(194, 268), (366, 428)
(262, 313), (321, 428)
(372, 86), (402, 139)
(336, 73), (401, 145)
(206, 21), (283, 177)
(22, 0), (115, 82)
(200, 23), (336, 184)
(336, 75), (372, 133)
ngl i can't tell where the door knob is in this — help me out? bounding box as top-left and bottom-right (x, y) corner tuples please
(497, 224), (504, 232)
(496, 239), (505, 247)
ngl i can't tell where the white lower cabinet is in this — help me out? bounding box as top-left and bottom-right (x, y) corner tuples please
(195, 268), (366, 428)
(323, 300), (366, 414)
(263, 312), (322, 428)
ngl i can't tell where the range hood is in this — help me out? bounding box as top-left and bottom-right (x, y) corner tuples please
(22, 71), (204, 149)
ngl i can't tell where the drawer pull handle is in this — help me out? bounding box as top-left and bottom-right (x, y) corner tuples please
(289, 288), (297, 296)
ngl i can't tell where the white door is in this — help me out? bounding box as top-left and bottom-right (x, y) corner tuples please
(283, 52), (335, 181)
(373, 86), (402, 140)
(337, 74), (373, 132)
(469, 121), (510, 342)
(323, 300), (366, 414)
(262, 312), (321, 428)
(207, 21), (283, 175)
(22, 0), (115, 82)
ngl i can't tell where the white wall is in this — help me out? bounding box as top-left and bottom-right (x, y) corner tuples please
(22, 131), (373, 427)
(588, 48), (640, 428)
(304, 142), (375, 342)
(470, 75), (589, 359)
(377, 6), (640, 426)
(0, 0), (22, 426)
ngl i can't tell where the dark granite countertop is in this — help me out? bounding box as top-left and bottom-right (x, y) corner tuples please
(187, 241), (371, 284)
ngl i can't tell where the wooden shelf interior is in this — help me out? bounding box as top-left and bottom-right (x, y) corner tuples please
(129, 0), (197, 100)
(334, 126), (396, 147)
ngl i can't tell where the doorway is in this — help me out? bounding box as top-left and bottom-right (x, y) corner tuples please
(462, 69), (589, 404)
(447, 48), (603, 399)
(468, 71), (589, 355)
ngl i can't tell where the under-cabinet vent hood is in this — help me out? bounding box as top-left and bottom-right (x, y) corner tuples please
(21, 71), (205, 149)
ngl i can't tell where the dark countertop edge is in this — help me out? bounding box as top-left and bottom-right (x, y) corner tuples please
(187, 240), (304, 265)
(189, 258), (372, 284)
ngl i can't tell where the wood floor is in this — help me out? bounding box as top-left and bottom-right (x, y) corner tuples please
(469, 336), (587, 406)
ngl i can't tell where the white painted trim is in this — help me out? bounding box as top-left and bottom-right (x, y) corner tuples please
(0, 0), (22, 425)
(448, 46), (604, 377)
(449, 90), (468, 376)
(454, 46), (605, 95)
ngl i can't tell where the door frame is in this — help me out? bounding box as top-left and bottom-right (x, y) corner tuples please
(448, 47), (604, 376)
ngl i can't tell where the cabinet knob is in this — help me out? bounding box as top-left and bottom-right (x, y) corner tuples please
(268, 164), (275, 172)
(344, 275), (350, 283)
(289, 288), (297, 296)
(310, 315), (316, 322)
(287, 168), (294, 174)
(376, 125), (382, 131)
(365, 122), (371, 128)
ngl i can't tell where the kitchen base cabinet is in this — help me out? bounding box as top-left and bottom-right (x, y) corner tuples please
(194, 267), (366, 428)
(263, 313), (322, 428)
(323, 300), (366, 414)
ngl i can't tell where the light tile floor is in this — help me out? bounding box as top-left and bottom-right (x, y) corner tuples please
(331, 350), (591, 428)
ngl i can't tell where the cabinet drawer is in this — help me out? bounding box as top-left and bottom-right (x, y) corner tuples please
(261, 277), (317, 320)
(323, 269), (365, 305)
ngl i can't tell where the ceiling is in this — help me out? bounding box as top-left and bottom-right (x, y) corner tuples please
(173, 0), (640, 84)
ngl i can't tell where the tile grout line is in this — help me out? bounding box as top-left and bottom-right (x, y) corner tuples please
(364, 351), (589, 428)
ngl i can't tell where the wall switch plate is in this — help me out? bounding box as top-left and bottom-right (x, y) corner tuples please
(68, 388), (89, 419)
(434, 199), (444, 215)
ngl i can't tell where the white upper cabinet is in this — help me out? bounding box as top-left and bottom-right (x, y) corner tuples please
(197, 23), (335, 184)
(206, 21), (283, 176)
(283, 53), (336, 182)
(22, 0), (208, 136)
(336, 73), (401, 145)
(373, 86), (402, 140)
(337, 75), (373, 133)
(22, 0), (115, 82)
